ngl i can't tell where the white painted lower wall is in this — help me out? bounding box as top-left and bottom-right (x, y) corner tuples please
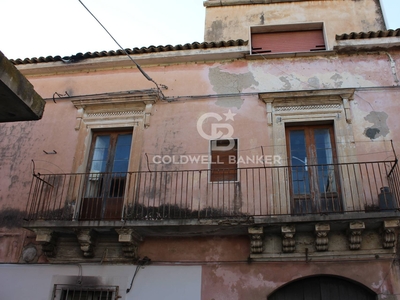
(0, 264), (202, 300)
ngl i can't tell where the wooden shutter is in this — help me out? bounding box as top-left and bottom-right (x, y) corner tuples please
(210, 139), (238, 182)
(252, 29), (325, 54)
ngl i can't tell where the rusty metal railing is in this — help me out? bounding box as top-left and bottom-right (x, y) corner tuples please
(25, 160), (400, 221)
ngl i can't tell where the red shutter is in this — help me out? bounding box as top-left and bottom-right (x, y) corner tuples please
(210, 139), (238, 182)
(252, 29), (325, 54)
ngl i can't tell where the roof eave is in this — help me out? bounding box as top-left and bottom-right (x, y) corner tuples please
(15, 46), (250, 76)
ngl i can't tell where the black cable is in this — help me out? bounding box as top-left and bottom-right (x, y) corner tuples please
(78, 0), (166, 100)
(126, 256), (151, 294)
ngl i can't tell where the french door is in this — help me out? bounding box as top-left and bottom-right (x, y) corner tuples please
(286, 124), (342, 214)
(80, 131), (132, 220)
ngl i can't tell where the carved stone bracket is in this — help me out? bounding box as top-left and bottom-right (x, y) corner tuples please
(382, 220), (399, 249)
(281, 225), (296, 253)
(74, 229), (96, 258)
(315, 223), (330, 252)
(34, 229), (57, 257)
(115, 228), (142, 259)
(144, 101), (154, 129)
(348, 221), (365, 250)
(248, 227), (264, 254)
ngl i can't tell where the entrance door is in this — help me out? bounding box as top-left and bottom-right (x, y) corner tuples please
(286, 124), (341, 214)
(268, 275), (376, 300)
(80, 131), (132, 220)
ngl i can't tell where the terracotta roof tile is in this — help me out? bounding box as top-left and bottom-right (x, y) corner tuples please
(10, 40), (248, 65)
(336, 28), (400, 40)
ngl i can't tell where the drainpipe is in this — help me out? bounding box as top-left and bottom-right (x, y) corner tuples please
(384, 52), (400, 86)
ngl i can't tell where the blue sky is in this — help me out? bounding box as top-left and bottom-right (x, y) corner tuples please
(0, 0), (398, 60)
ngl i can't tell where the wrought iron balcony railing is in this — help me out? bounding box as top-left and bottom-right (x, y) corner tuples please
(25, 160), (400, 222)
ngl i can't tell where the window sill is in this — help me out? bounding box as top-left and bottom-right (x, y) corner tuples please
(246, 50), (335, 60)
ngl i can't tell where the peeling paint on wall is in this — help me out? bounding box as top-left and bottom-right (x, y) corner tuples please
(206, 20), (225, 44)
(363, 111), (389, 139)
(209, 67), (258, 109)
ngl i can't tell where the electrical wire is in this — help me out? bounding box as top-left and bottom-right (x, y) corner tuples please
(126, 256), (151, 294)
(78, 0), (166, 100)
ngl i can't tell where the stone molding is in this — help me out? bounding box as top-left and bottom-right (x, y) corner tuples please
(249, 226), (264, 254)
(115, 228), (142, 259)
(282, 225), (296, 253)
(348, 221), (365, 250)
(315, 223), (330, 252)
(74, 229), (97, 258)
(33, 229), (57, 257)
(382, 220), (399, 249)
(259, 88), (355, 126)
(71, 90), (158, 130)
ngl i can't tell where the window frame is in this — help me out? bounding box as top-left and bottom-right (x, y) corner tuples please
(250, 22), (328, 55)
(259, 88), (357, 214)
(53, 284), (119, 300)
(80, 129), (133, 221)
(285, 123), (342, 214)
(71, 91), (157, 221)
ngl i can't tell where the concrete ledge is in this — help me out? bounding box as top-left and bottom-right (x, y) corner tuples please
(0, 51), (45, 122)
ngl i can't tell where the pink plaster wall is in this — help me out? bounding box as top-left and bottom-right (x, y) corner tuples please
(201, 260), (399, 300)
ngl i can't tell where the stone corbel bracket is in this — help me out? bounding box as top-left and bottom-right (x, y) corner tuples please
(382, 220), (399, 249)
(348, 221), (365, 250)
(115, 228), (143, 259)
(33, 229), (57, 257)
(143, 100), (154, 129)
(248, 226), (264, 254)
(74, 229), (97, 258)
(282, 225), (296, 253)
(315, 223), (330, 252)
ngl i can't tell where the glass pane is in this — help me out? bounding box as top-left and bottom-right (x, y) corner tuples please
(112, 134), (132, 173)
(90, 135), (110, 173)
(289, 130), (310, 194)
(314, 129), (336, 192)
(314, 129), (333, 165)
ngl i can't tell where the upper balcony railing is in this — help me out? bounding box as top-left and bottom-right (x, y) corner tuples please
(25, 160), (400, 222)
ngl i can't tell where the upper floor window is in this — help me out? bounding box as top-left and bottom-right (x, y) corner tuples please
(250, 22), (326, 55)
(81, 130), (133, 221)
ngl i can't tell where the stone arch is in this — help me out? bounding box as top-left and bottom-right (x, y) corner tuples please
(267, 275), (376, 300)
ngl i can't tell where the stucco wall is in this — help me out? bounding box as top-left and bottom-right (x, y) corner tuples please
(204, 0), (386, 45)
(0, 264), (201, 300)
(0, 261), (398, 300)
(0, 50), (398, 224)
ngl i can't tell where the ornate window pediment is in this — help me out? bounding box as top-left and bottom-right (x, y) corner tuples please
(71, 89), (158, 130)
(259, 88), (355, 126)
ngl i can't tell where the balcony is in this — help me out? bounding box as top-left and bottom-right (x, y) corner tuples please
(25, 160), (400, 226)
(23, 160), (400, 261)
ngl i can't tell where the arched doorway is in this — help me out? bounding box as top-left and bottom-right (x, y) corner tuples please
(268, 275), (376, 300)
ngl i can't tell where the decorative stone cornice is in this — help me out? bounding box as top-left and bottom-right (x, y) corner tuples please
(259, 88), (355, 103)
(71, 90), (158, 130)
(259, 88), (355, 126)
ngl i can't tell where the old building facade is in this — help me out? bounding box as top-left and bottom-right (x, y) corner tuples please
(1, 0), (400, 299)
